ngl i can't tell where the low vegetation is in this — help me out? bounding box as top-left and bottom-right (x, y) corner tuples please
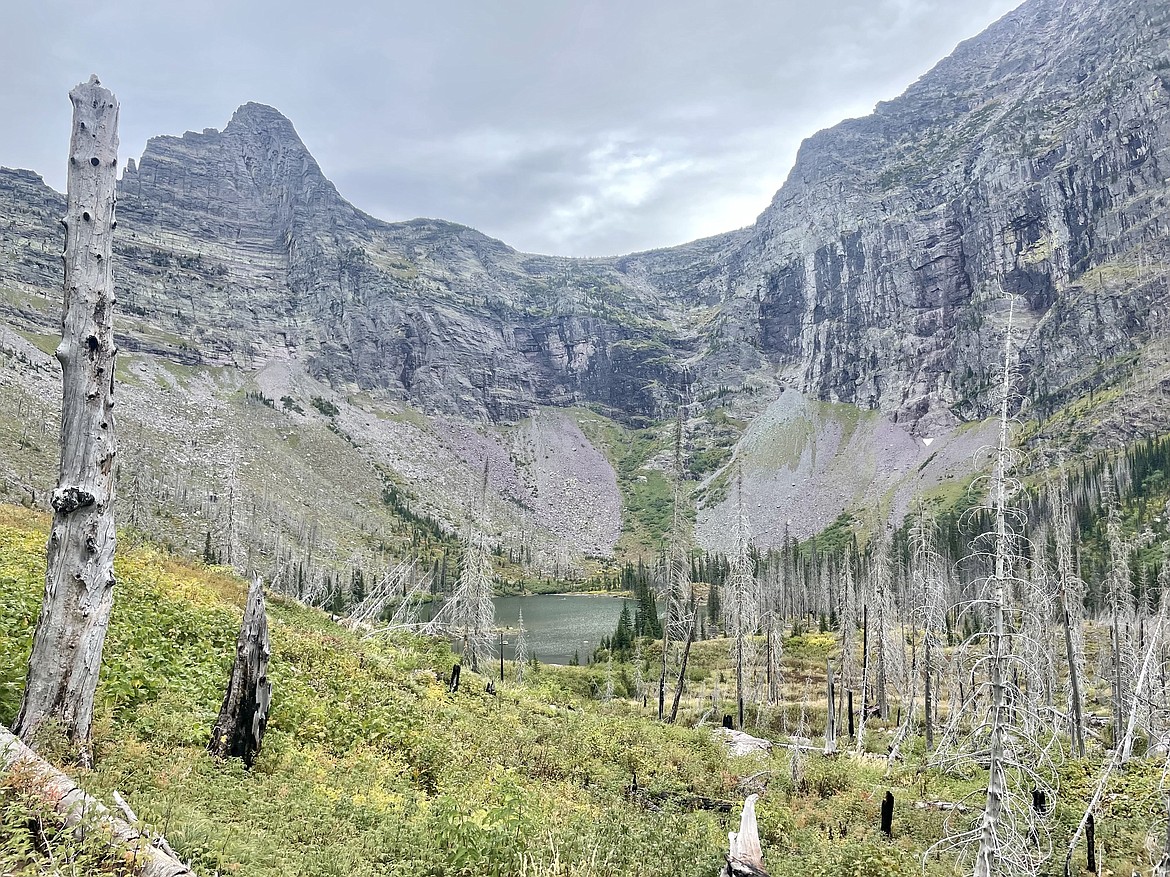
(1, 502), (1168, 876)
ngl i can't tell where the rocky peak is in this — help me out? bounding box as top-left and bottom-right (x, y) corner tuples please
(223, 101), (301, 139)
(119, 101), (351, 243)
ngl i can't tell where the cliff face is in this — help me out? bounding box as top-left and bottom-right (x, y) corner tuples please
(2, 0), (1169, 568)
(4, 0), (1166, 437)
(109, 103), (743, 425)
(706, 0), (1170, 435)
(4, 103), (741, 427)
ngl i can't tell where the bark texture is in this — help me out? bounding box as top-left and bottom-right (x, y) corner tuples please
(0, 726), (193, 875)
(13, 76), (120, 763)
(209, 576), (272, 768)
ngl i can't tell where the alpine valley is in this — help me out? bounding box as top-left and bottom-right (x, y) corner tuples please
(1, 0), (1168, 586)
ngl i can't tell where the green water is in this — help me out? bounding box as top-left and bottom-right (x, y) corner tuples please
(492, 594), (630, 665)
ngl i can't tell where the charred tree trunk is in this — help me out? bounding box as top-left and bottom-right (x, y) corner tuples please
(669, 606), (698, 723)
(880, 791), (894, 837)
(209, 577), (272, 768)
(13, 77), (120, 765)
(824, 660), (837, 754)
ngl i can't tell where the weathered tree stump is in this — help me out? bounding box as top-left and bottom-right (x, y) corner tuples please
(1086, 813), (1097, 874)
(14, 76), (120, 766)
(208, 577), (271, 768)
(449, 663), (461, 692)
(880, 791), (894, 837)
(720, 794), (769, 876)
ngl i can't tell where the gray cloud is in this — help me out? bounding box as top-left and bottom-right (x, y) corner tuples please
(1, 0), (1021, 256)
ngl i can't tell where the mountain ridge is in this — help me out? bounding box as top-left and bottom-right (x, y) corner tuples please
(2, 0), (1168, 576)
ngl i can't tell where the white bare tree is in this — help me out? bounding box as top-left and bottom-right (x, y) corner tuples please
(929, 300), (1058, 877)
(427, 464), (496, 672)
(1049, 477), (1088, 757)
(514, 607), (530, 683)
(724, 473), (760, 730)
(659, 404), (692, 720)
(349, 560), (428, 633)
(15, 78), (121, 763)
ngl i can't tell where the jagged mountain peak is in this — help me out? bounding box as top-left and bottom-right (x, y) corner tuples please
(119, 99), (350, 243)
(225, 101), (297, 132)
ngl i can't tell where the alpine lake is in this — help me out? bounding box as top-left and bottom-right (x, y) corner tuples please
(491, 593), (632, 665)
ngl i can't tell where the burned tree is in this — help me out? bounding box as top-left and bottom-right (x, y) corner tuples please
(930, 301), (1056, 877)
(428, 463), (496, 672)
(209, 577), (272, 768)
(724, 473), (760, 731)
(659, 405), (691, 720)
(13, 77), (120, 764)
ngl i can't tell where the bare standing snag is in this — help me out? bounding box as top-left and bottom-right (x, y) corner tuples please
(13, 75), (120, 766)
(209, 576), (272, 768)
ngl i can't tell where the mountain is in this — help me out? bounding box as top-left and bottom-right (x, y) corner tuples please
(711, 0), (1169, 437)
(1, 0), (1168, 581)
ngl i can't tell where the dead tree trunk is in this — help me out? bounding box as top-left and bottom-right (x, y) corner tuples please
(720, 794), (769, 877)
(0, 725), (193, 875)
(209, 577), (272, 768)
(669, 605), (698, 723)
(924, 634), (934, 752)
(824, 660), (837, 754)
(736, 628), (746, 731)
(13, 76), (120, 765)
(880, 791), (894, 837)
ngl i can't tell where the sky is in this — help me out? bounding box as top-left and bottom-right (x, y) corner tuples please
(3, 0), (1022, 257)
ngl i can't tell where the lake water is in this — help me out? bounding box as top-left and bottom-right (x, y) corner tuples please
(493, 594), (630, 665)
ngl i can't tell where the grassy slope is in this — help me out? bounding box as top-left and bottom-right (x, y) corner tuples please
(574, 407), (681, 557)
(0, 504), (1164, 877)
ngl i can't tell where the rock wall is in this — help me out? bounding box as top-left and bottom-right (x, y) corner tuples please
(2, 0), (1169, 457)
(703, 0), (1170, 435)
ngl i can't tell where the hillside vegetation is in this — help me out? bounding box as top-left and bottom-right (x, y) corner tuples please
(1, 504), (1168, 876)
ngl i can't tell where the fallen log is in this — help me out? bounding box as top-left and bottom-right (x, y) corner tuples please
(716, 728), (773, 756)
(0, 725), (193, 875)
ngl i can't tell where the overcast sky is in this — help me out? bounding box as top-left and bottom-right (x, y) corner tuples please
(4, 0), (1021, 257)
